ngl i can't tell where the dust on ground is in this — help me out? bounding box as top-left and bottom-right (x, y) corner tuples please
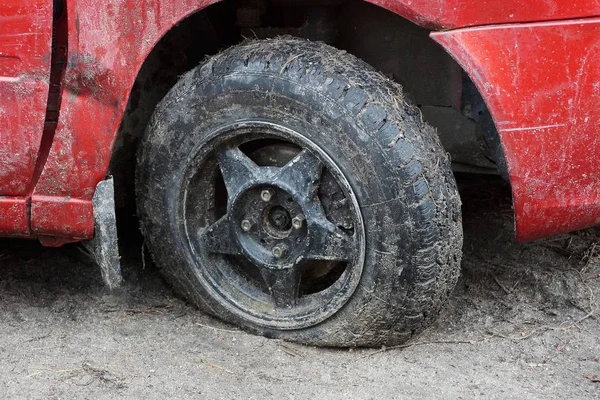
(0, 176), (599, 399)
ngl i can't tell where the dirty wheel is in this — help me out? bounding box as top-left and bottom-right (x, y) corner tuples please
(137, 38), (463, 347)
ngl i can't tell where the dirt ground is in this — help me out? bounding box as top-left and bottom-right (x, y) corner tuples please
(0, 176), (599, 399)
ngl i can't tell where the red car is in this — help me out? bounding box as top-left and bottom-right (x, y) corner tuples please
(2, 0), (599, 347)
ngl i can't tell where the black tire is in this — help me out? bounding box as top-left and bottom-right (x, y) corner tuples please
(136, 38), (463, 347)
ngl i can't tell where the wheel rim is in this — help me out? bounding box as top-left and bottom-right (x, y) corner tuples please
(181, 121), (365, 330)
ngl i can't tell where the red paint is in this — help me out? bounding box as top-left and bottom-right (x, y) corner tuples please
(433, 18), (600, 241)
(367, 0), (600, 29)
(3, 0), (600, 243)
(38, 235), (81, 247)
(0, 2), (53, 197)
(30, 195), (94, 238)
(0, 198), (29, 236)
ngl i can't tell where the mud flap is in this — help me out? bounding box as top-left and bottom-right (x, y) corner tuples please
(88, 177), (123, 289)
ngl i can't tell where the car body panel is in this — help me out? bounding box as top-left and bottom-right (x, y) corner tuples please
(433, 18), (600, 241)
(2, 0), (600, 242)
(368, 0), (600, 29)
(0, 198), (29, 236)
(0, 2), (52, 197)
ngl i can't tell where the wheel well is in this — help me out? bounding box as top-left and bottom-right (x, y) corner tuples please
(109, 0), (505, 210)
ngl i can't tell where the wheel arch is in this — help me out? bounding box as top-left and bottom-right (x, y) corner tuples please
(30, 0), (499, 240)
(108, 0), (503, 210)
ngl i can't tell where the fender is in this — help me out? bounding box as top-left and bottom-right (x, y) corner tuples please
(27, 0), (600, 241)
(367, 0), (600, 29)
(433, 19), (600, 241)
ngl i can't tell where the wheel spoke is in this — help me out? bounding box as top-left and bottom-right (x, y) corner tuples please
(199, 215), (240, 255)
(258, 266), (300, 308)
(305, 217), (355, 262)
(275, 149), (323, 203)
(216, 146), (259, 201)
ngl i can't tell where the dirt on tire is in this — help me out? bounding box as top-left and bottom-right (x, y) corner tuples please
(136, 38), (462, 347)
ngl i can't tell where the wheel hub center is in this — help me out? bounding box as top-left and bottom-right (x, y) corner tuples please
(268, 206), (292, 231)
(232, 185), (308, 267)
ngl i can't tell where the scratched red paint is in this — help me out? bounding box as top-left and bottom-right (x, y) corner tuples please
(367, 0), (600, 29)
(0, 2), (53, 197)
(31, 195), (94, 238)
(0, 198), (29, 236)
(2, 0), (600, 243)
(433, 19), (600, 241)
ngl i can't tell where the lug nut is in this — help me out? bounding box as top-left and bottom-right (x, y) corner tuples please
(292, 215), (305, 230)
(272, 244), (288, 259)
(261, 188), (275, 202)
(241, 219), (252, 232)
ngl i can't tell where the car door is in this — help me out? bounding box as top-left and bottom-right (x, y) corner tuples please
(0, 1), (53, 196)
